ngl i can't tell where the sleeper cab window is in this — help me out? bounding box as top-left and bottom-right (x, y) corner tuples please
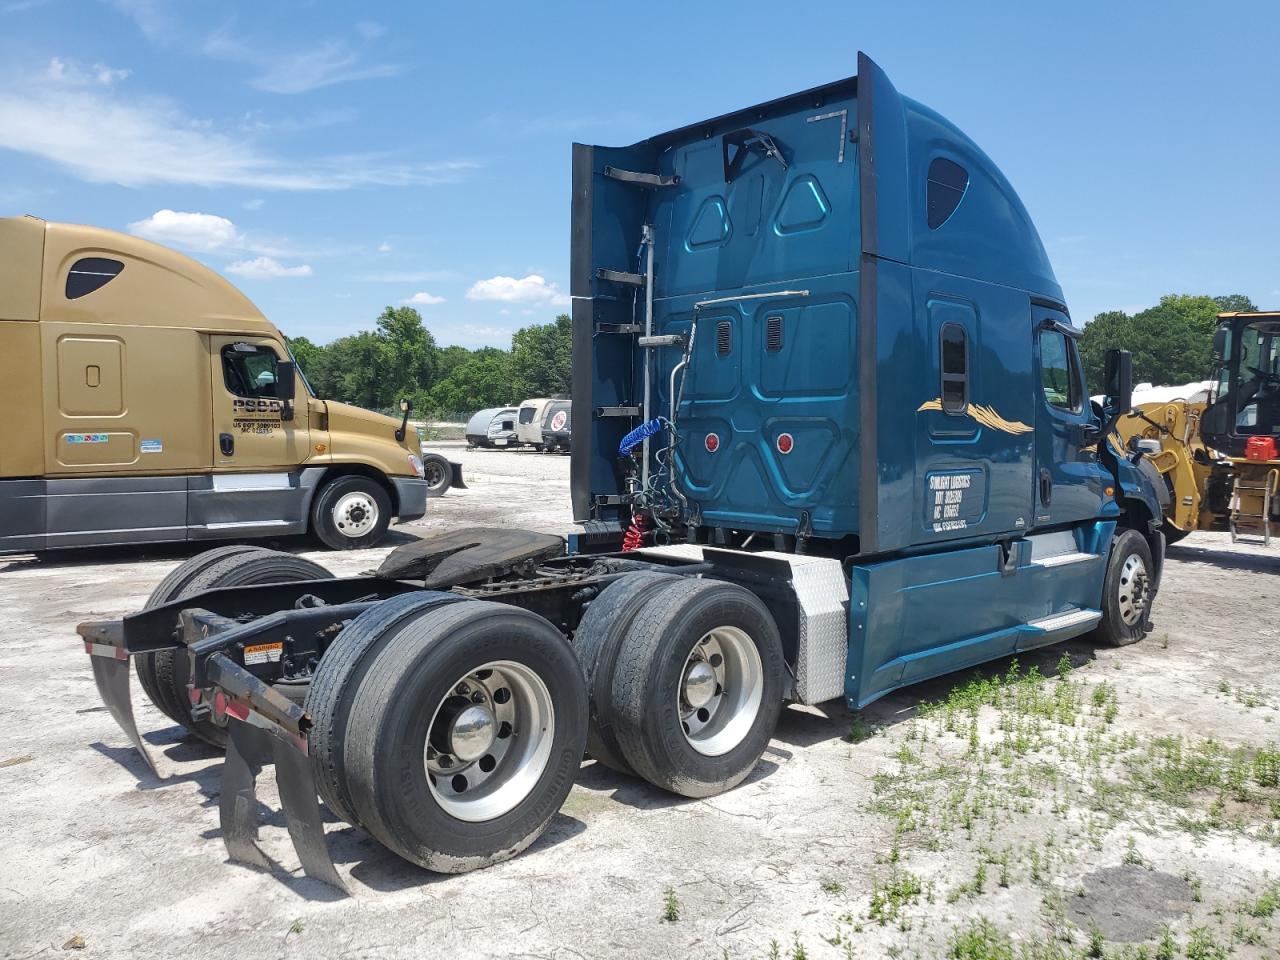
(1039, 330), (1081, 412)
(221, 343), (280, 398)
(66, 257), (124, 300)
(940, 323), (968, 413)
(926, 158), (969, 229)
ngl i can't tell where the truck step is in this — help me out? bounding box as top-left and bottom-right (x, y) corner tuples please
(1024, 608), (1102, 633)
(1029, 551), (1097, 568)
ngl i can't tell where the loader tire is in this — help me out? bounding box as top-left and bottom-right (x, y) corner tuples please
(137, 549), (333, 747)
(421, 453), (452, 498)
(609, 578), (784, 799)
(306, 592), (463, 828)
(343, 601), (587, 873)
(1092, 528), (1155, 647)
(572, 572), (683, 774)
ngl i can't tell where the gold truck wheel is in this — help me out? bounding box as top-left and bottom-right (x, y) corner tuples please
(312, 475), (393, 550)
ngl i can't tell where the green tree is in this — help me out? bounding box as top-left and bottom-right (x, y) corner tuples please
(509, 313), (572, 400)
(375, 306), (438, 405)
(429, 347), (515, 412)
(1080, 294), (1257, 387)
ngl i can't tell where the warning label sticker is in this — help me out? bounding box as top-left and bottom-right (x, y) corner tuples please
(243, 642), (283, 666)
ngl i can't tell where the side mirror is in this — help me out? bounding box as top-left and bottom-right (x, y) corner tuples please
(276, 360), (296, 421)
(395, 398), (413, 443)
(276, 361), (297, 401)
(1211, 327), (1228, 362)
(1104, 348), (1132, 416)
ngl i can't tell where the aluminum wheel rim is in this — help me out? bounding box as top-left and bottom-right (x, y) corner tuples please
(424, 461), (447, 490)
(1117, 553), (1150, 626)
(679, 626), (763, 757)
(332, 491), (378, 539)
(424, 660), (555, 822)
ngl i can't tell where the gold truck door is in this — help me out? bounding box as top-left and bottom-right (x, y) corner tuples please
(209, 336), (309, 469)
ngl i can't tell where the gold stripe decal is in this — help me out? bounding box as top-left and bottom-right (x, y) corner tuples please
(917, 398), (1034, 435)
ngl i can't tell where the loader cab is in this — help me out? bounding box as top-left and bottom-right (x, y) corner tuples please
(1202, 313), (1280, 457)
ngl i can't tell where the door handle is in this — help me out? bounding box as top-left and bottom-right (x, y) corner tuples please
(1039, 468), (1052, 506)
(219, 433), (234, 457)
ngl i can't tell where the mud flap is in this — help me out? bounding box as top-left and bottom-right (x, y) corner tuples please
(80, 625), (158, 778)
(450, 461), (467, 490)
(209, 655), (347, 894)
(271, 736), (346, 892)
(221, 720), (272, 870)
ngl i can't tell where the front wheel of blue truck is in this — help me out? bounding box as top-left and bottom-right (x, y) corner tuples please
(608, 579), (785, 799)
(1092, 528), (1156, 647)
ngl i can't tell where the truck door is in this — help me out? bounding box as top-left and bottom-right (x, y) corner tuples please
(209, 336), (309, 470)
(1031, 307), (1105, 527)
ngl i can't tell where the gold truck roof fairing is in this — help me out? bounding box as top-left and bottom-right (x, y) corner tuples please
(0, 216), (278, 336)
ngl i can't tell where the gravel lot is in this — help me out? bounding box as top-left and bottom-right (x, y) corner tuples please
(2, 443), (1279, 959)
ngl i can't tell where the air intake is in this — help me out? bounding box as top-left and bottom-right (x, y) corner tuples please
(716, 321), (732, 357)
(766, 315), (784, 352)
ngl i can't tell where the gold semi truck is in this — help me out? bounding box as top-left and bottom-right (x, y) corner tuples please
(0, 215), (459, 554)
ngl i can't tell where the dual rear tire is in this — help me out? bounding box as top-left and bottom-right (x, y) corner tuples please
(308, 597), (587, 872)
(135, 546), (334, 747)
(575, 575), (785, 799)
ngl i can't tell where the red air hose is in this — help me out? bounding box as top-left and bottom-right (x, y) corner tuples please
(621, 511), (649, 552)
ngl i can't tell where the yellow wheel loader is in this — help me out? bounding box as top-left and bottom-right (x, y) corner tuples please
(1115, 312), (1280, 546)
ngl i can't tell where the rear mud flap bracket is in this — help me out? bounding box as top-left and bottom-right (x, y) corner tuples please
(209, 655), (347, 893)
(79, 620), (158, 778)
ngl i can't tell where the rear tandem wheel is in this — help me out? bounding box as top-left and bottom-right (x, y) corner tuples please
(313, 599), (588, 872)
(134, 547), (334, 747)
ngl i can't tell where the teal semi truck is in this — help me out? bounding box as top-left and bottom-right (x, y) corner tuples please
(79, 53), (1164, 889)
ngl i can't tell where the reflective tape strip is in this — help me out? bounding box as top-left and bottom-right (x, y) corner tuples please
(84, 640), (128, 660)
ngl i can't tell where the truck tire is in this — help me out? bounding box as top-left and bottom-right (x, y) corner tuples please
(306, 592), (464, 828)
(609, 578), (784, 799)
(311, 475), (392, 550)
(136, 545), (271, 723)
(138, 549), (333, 747)
(1092, 528), (1155, 647)
(572, 572), (683, 774)
(421, 453), (452, 498)
(342, 601), (587, 872)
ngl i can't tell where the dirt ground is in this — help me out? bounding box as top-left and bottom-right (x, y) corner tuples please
(2, 442), (1278, 960)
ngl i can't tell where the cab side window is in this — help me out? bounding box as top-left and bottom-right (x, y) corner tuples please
(221, 344), (280, 399)
(940, 323), (968, 413)
(1039, 330), (1081, 413)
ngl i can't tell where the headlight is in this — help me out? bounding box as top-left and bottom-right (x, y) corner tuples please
(407, 453), (424, 479)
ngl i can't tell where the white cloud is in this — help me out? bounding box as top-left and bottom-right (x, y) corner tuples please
(201, 22), (404, 95)
(0, 63), (473, 191)
(43, 57), (131, 87)
(128, 209), (240, 251)
(377, 242), (392, 253)
(226, 256), (312, 279)
(466, 274), (570, 306)
(401, 291), (445, 306)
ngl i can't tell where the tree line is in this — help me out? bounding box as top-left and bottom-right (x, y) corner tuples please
(286, 307), (571, 417)
(1079, 293), (1257, 388)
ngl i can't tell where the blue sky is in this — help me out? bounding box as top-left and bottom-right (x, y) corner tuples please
(1, 0), (1277, 348)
